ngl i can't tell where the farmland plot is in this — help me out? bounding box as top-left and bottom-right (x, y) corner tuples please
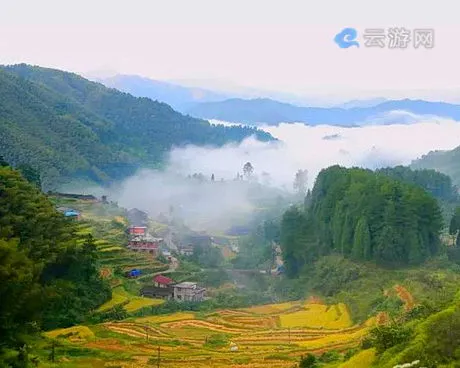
(48, 300), (377, 368)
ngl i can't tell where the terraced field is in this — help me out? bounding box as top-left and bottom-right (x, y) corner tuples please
(46, 300), (378, 368)
(45, 198), (383, 367)
(52, 197), (169, 314)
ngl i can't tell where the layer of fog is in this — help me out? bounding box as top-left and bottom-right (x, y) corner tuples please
(112, 116), (460, 233)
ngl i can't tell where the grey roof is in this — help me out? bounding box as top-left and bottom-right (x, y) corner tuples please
(174, 282), (197, 289)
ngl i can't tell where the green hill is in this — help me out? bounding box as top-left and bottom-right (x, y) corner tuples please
(411, 146), (460, 186)
(411, 146), (460, 188)
(0, 64), (273, 190)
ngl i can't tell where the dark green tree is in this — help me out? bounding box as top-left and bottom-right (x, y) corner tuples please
(299, 353), (317, 368)
(0, 155), (8, 167)
(352, 217), (371, 260)
(370, 324), (412, 353)
(17, 164), (42, 190)
(449, 207), (460, 247)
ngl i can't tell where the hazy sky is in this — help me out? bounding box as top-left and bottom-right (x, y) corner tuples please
(2, 0), (460, 101)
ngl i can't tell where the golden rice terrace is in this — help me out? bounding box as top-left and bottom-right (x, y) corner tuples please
(44, 300), (378, 368)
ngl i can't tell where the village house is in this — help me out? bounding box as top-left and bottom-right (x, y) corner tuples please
(153, 275), (174, 288)
(127, 237), (162, 255)
(128, 226), (147, 236)
(178, 244), (194, 256)
(184, 233), (212, 248)
(57, 207), (81, 220)
(52, 192), (98, 202)
(173, 282), (206, 302)
(127, 208), (149, 227)
(141, 275), (175, 299)
(140, 285), (173, 300)
(160, 249), (172, 261)
(141, 276), (206, 302)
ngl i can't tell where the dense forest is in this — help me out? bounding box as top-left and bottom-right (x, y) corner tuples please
(0, 159), (110, 366)
(280, 166), (444, 276)
(0, 64), (273, 190)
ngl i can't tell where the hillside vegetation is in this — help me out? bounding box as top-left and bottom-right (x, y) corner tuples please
(412, 145), (460, 187)
(0, 163), (110, 366)
(281, 166), (443, 276)
(2, 160), (460, 367)
(277, 165), (460, 367)
(0, 64), (273, 190)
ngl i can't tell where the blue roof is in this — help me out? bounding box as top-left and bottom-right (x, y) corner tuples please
(64, 210), (80, 217)
(128, 269), (141, 276)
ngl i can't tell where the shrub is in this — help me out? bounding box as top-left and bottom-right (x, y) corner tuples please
(370, 324), (412, 353)
(299, 353), (317, 368)
(204, 334), (229, 348)
(319, 350), (340, 363)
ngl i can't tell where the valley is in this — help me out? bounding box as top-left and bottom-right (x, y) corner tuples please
(32, 181), (460, 368)
(1, 65), (460, 368)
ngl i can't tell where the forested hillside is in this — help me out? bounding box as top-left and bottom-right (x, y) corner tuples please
(0, 64), (273, 190)
(0, 161), (110, 366)
(411, 145), (460, 187)
(281, 166), (443, 276)
(376, 165), (458, 203)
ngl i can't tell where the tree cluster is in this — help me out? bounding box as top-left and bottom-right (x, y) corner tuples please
(377, 165), (458, 202)
(281, 166), (443, 276)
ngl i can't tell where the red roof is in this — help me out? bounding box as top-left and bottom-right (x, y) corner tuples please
(153, 275), (174, 285)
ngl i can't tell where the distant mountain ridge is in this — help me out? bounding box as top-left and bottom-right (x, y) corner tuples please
(98, 74), (228, 112)
(186, 97), (460, 126)
(0, 64), (273, 190)
(97, 74), (460, 127)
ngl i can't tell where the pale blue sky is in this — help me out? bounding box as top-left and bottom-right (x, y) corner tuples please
(1, 0), (460, 102)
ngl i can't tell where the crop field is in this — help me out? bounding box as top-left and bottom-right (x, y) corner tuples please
(335, 348), (376, 368)
(97, 286), (165, 313)
(46, 300), (378, 368)
(45, 326), (95, 342)
(124, 296), (165, 312)
(279, 303), (352, 329)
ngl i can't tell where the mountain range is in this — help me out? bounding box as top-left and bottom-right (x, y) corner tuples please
(186, 98), (460, 126)
(95, 74), (460, 126)
(0, 64), (273, 190)
(98, 74), (229, 112)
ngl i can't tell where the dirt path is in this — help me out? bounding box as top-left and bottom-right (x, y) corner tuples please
(151, 256), (179, 276)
